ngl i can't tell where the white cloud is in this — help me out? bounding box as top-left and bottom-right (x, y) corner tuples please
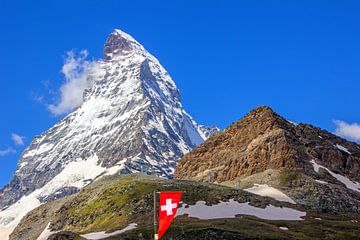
(11, 133), (25, 146)
(0, 148), (16, 157)
(48, 50), (101, 116)
(334, 120), (360, 142)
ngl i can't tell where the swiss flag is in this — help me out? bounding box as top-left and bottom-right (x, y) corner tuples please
(157, 191), (182, 239)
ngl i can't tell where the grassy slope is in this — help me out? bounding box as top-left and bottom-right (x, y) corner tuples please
(49, 174), (286, 233)
(12, 174), (360, 240)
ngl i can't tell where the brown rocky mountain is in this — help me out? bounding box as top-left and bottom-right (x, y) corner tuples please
(174, 106), (360, 213)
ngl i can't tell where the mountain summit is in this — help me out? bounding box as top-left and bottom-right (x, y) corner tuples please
(175, 106), (360, 183)
(104, 29), (146, 60)
(175, 106), (360, 213)
(175, 106), (306, 182)
(0, 29), (217, 239)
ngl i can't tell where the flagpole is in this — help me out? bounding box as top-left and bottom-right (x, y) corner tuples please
(154, 191), (158, 240)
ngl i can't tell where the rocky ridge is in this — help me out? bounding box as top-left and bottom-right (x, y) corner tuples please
(175, 106), (360, 213)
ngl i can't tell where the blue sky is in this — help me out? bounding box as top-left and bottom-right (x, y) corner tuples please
(1, 0), (360, 188)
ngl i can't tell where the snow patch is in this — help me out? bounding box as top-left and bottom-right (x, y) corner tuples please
(287, 120), (298, 126)
(176, 199), (306, 221)
(311, 160), (321, 173)
(0, 191), (41, 240)
(0, 227), (13, 240)
(0, 154), (126, 240)
(244, 184), (296, 204)
(315, 179), (328, 184)
(28, 143), (54, 158)
(279, 226), (289, 230)
(38, 155), (105, 198)
(37, 223), (59, 240)
(19, 162), (28, 168)
(81, 223), (137, 239)
(310, 160), (360, 193)
(335, 144), (351, 155)
(183, 113), (205, 146)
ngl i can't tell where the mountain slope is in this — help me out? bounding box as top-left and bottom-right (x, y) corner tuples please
(11, 175), (360, 240)
(174, 106), (360, 213)
(0, 29), (217, 239)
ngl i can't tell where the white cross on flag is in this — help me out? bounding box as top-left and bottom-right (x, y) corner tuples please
(157, 191), (182, 239)
(161, 198), (178, 216)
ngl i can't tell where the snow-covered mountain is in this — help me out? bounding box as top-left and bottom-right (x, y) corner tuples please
(0, 29), (218, 239)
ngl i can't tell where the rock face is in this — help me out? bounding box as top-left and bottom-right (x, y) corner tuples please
(0, 29), (218, 239)
(175, 106), (360, 183)
(174, 107), (360, 213)
(175, 106), (304, 182)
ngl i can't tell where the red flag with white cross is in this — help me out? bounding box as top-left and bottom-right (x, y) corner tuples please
(157, 191), (182, 239)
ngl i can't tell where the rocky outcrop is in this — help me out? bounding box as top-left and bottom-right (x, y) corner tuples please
(174, 106), (360, 213)
(175, 106), (360, 183)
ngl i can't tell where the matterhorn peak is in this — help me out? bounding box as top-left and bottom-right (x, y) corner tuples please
(104, 29), (146, 60)
(0, 28), (218, 240)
